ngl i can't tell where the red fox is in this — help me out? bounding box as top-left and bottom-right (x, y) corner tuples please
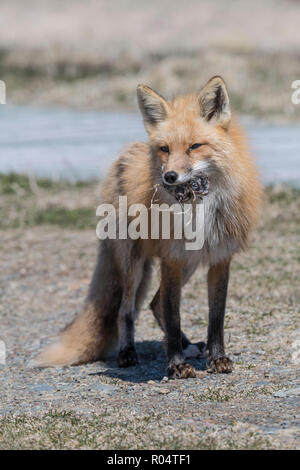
(33, 76), (262, 378)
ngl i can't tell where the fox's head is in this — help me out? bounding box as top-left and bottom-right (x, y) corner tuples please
(137, 76), (233, 201)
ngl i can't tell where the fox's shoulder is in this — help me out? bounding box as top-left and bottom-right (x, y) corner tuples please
(102, 142), (153, 206)
(121, 141), (150, 159)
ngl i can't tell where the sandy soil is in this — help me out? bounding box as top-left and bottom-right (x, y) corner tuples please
(0, 183), (299, 449)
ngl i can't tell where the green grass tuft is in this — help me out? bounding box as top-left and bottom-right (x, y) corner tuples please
(28, 207), (95, 229)
(0, 172), (94, 195)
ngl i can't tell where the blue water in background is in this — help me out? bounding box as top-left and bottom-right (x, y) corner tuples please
(0, 105), (299, 185)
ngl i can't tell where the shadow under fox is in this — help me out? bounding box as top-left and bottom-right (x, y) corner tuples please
(33, 76), (262, 378)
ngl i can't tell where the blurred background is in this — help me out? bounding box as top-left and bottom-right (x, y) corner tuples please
(0, 0), (299, 187)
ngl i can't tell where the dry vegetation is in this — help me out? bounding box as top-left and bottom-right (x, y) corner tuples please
(1, 0), (300, 121)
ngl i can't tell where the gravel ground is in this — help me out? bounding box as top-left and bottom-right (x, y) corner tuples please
(0, 184), (299, 449)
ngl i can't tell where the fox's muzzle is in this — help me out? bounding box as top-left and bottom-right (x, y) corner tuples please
(163, 172), (209, 203)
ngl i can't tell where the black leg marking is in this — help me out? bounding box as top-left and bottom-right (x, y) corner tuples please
(206, 259), (233, 374)
(118, 344), (139, 367)
(160, 261), (196, 379)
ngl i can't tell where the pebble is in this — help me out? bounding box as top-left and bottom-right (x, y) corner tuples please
(87, 384), (117, 394)
(158, 388), (170, 395)
(274, 388), (300, 398)
(30, 384), (56, 393)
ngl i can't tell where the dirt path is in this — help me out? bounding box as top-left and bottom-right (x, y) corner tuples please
(0, 187), (299, 449)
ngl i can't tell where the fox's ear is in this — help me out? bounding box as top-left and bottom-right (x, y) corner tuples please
(198, 76), (231, 129)
(137, 84), (169, 131)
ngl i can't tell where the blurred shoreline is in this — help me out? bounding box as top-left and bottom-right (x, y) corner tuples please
(2, 47), (300, 123)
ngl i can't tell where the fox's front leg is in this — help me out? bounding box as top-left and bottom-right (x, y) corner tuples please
(160, 260), (196, 379)
(118, 288), (139, 367)
(207, 259), (233, 373)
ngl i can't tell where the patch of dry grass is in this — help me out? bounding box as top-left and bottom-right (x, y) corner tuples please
(1, 1), (300, 121)
(4, 48), (300, 122)
(0, 410), (272, 450)
(0, 173), (99, 229)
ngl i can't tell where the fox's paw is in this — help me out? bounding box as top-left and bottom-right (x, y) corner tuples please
(207, 356), (233, 374)
(167, 362), (196, 379)
(118, 347), (139, 368)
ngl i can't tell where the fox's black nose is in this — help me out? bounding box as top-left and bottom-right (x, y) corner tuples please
(164, 171), (178, 184)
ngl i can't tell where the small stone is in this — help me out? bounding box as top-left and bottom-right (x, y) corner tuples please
(88, 383), (116, 394)
(254, 380), (269, 386)
(274, 388), (300, 398)
(256, 349), (265, 355)
(158, 388), (170, 395)
(196, 371), (206, 379)
(30, 384), (55, 393)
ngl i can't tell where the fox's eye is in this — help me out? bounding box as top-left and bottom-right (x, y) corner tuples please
(189, 143), (203, 151)
(159, 145), (169, 153)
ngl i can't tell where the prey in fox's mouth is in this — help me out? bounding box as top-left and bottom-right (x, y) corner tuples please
(163, 172), (209, 203)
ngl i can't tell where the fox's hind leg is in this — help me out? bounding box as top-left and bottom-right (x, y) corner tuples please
(150, 289), (205, 358)
(117, 244), (150, 367)
(150, 256), (206, 359)
(135, 260), (152, 313)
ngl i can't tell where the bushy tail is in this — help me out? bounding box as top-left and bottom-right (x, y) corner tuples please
(30, 241), (122, 367)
